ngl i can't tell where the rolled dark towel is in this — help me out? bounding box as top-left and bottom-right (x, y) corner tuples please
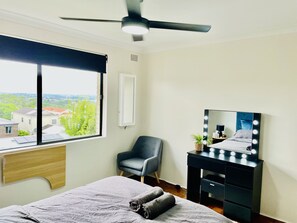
(142, 193), (176, 219)
(129, 187), (164, 212)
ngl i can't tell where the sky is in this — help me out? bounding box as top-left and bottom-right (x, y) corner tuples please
(0, 59), (98, 96)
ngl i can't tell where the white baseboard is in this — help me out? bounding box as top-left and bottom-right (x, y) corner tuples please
(259, 212), (288, 223)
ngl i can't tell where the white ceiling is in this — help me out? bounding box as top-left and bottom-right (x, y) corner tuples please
(0, 0), (297, 52)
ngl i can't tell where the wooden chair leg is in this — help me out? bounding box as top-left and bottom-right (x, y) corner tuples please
(141, 176), (144, 183)
(154, 172), (160, 184)
(119, 171), (124, 176)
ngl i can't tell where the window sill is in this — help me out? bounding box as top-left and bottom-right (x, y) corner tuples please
(0, 134), (106, 155)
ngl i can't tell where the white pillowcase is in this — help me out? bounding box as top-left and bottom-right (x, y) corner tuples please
(234, 129), (252, 139)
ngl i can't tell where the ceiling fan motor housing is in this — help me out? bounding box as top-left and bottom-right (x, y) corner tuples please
(121, 16), (149, 34)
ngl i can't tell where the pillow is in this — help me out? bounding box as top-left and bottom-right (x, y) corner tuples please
(234, 129), (252, 139)
(240, 119), (253, 130)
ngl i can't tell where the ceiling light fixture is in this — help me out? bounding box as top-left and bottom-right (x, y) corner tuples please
(121, 17), (149, 35)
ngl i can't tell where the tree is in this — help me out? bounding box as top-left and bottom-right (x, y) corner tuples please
(18, 130), (30, 136)
(0, 94), (36, 119)
(0, 103), (18, 120)
(60, 100), (96, 136)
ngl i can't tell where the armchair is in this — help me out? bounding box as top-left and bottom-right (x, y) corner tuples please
(117, 136), (163, 183)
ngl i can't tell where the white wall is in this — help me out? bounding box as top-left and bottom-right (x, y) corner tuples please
(0, 19), (144, 207)
(142, 33), (297, 223)
(208, 110), (237, 138)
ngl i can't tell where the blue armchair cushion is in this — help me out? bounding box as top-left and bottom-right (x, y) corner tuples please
(117, 136), (163, 177)
(120, 158), (145, 171)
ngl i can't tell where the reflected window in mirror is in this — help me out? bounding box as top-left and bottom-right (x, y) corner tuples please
(203, 109), (261, 161)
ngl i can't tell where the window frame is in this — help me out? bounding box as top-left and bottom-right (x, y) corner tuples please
(0, 35), (107, 149)
(5, 126), (12, 134)
(37, 70), (104, 146)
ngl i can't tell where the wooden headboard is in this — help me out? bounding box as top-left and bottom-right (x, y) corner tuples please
(2, 145), (66, 189)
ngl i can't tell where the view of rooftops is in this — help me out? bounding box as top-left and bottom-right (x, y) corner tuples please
(0, 59), (100, 151)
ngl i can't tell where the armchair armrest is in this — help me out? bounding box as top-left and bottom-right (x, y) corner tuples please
(117, 151), (135, 167)
(142, 156), (159, 176)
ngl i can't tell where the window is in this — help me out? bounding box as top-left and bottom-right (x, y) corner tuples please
(42, 65), (100, 141)
(5, 126), (12, 134)
(0, 60), (37, 147)
(0, 35), (106, 150)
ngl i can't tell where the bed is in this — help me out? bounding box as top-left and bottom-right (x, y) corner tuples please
(0, 176), (233, 223)
(208, 129), (253, 155)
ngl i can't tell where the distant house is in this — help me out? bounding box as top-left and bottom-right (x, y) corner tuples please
(12, 108), (59, 134)
(0, 118), (18, 137)
(43, 107), (69, 116)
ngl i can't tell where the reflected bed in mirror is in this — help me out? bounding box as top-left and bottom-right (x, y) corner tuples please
(203, 109), (261, 160)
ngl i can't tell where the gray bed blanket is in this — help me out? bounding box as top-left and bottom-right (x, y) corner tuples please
(0, 176), (233, 223)
(0, 205), (39, 222)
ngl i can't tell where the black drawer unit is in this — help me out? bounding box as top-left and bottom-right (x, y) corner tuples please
(226, 166), (254, 188)
(201, 175), (225, 201)
(188, 153), (225, 174)
(225, 184), (252, 207)
(187, 151), (263, 223)
(224, 162), (263, 222)
(224, 201), (252, 223)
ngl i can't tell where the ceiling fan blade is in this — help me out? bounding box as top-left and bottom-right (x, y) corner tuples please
(132, 35), (143, 41)
(126, 0), (142, 18)
(149, 20), (211, 33)
(60, 17), (121, 23)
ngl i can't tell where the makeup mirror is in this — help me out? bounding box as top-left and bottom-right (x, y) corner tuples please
(203, 109), (261, 160)
(118, 73), (136, 127)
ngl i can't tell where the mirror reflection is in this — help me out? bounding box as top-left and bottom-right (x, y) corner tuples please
(119, 73), (136, 127)
(207, 110), (254, 155)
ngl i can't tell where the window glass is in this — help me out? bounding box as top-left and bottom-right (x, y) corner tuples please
(5, 126), (12, 134)
(0, 59), (37, 150)
(42, 65), (100, 142)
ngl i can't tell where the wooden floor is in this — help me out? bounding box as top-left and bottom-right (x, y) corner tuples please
(130, 175), (284, 223)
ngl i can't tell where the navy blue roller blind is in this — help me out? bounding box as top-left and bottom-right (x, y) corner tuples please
(0, 35), (107, 73)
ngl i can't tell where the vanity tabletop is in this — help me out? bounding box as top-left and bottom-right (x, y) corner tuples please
(188, 150), (263, 168)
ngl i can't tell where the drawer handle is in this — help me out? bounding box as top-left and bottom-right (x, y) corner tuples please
(210, 183), (215, 187)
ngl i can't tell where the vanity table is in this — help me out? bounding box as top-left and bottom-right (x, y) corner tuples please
(187, 150), (263, 223)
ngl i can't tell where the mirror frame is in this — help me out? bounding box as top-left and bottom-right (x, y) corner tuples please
(118, 73), (136, 127)
(203, 109), (261, 161)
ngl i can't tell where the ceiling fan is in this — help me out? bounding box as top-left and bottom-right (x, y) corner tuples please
(60, 0), (211, 42)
